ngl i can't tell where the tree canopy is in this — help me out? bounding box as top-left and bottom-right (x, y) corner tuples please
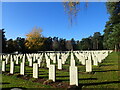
(104, 2), (120, 50)
(25, 27), (44, 52)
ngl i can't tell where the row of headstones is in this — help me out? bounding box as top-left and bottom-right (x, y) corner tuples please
(66, 50), (112, 86)
(74, 50), (110, 66)
(1, 60), (78, 86)
(71, 50), (113, 72)
(45, 52), (70, 69)
(0, 50), (112, 69)
(1, 50), (113, 86)
(1, 50), (112, 74)
(46, 50), (112, 70)
(0, 52), (70, 81)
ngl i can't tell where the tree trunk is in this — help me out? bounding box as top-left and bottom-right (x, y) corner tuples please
(118, 43), (120, 50)
(115, 45), (117, 52)
(93, 42), (95, 50)
(97, 40), (99, 50)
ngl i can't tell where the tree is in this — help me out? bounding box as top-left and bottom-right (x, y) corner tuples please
(15, 37), (26, 53)
(25, 27), (44, 52)
(80, 37), (91, 50)
(92, 32), (102, 50)
(65, 40), (73, 51)
(76, 40), (82, 50)
(103, 21), (113, 49)
(63, 0), (80, 26)
(52, 39), (60, 51)
(63, 0), (90, 26)
(59, 38), (66, 51)
(76, 33), (103, 50)
(107, 23), (120, 50)
(104, 2), (120, 50)
(6, 39), (14, 53)
(1, 29), (7, 53)
(71, 38), (76, 50)
(43, 37), (52, 51)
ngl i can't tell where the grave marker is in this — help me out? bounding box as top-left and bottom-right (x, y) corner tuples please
(58, 58), (62, 70)
(10, 60), (14, 74)
(20, 62), (25, 75)
(2, 61), (5, 72)
(33, 63), (38, 78)
(49, 64), (55, 82)
(69, 66), (78, 86)
(86, 60), (92, 72)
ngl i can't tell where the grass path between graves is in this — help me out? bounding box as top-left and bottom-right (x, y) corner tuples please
(0, 74), (51, 89)
(0, 52), (120, 89)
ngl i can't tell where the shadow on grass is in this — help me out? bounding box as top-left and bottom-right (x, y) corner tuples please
(56, 79), (69, 82)
(0, 82), (10, 85)
(39, 73), (49, 75)
(79, 81), (120, 88)
(2, 87), (27, 90)
(39, 75), (48, 78)
(24, 73), (33, 76)
(56, 75), (68, 78)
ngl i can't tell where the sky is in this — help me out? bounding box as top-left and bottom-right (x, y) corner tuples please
(2, 2), (110, 41)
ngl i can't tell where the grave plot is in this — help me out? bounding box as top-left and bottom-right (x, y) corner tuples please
(1, 51), (119, 89)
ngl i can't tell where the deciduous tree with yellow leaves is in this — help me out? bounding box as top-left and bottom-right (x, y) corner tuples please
(25, 27), (45, 52)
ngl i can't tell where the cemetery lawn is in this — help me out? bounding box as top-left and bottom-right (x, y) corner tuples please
(1, 52), (120, 89)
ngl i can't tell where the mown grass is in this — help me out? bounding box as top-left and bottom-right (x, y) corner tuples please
(0, 74), (51, 89)
(0, 52), (120, 89)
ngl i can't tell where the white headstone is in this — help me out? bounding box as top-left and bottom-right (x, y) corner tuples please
(70, 53), (75, 66)
(61, 55), (66, 64)
(22, 54), (26, 63)
(10, 61), (14, 74)
(93, 56), (98, 66)
(33, 55), (36, 62)
(49, 64), (55, 82)
(29, 58), (33, 67)
(81, 57), (85, 65)
(5, 55), (10, 64)
(33, 63), (38, 78)
(20, 62), (25, 75)
(37, 58), (41, 67)
(46, 59), (50, 68)
(16, 56), (19, 65)
(86, 60), (92, 72)
(2, 61), (6, 72)
(69, 66), (78, 86)
(53, 54), (56, 63)
(58, 59), (62, 70)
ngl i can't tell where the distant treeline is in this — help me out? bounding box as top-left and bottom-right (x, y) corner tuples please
(0, 30), (109, 53)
